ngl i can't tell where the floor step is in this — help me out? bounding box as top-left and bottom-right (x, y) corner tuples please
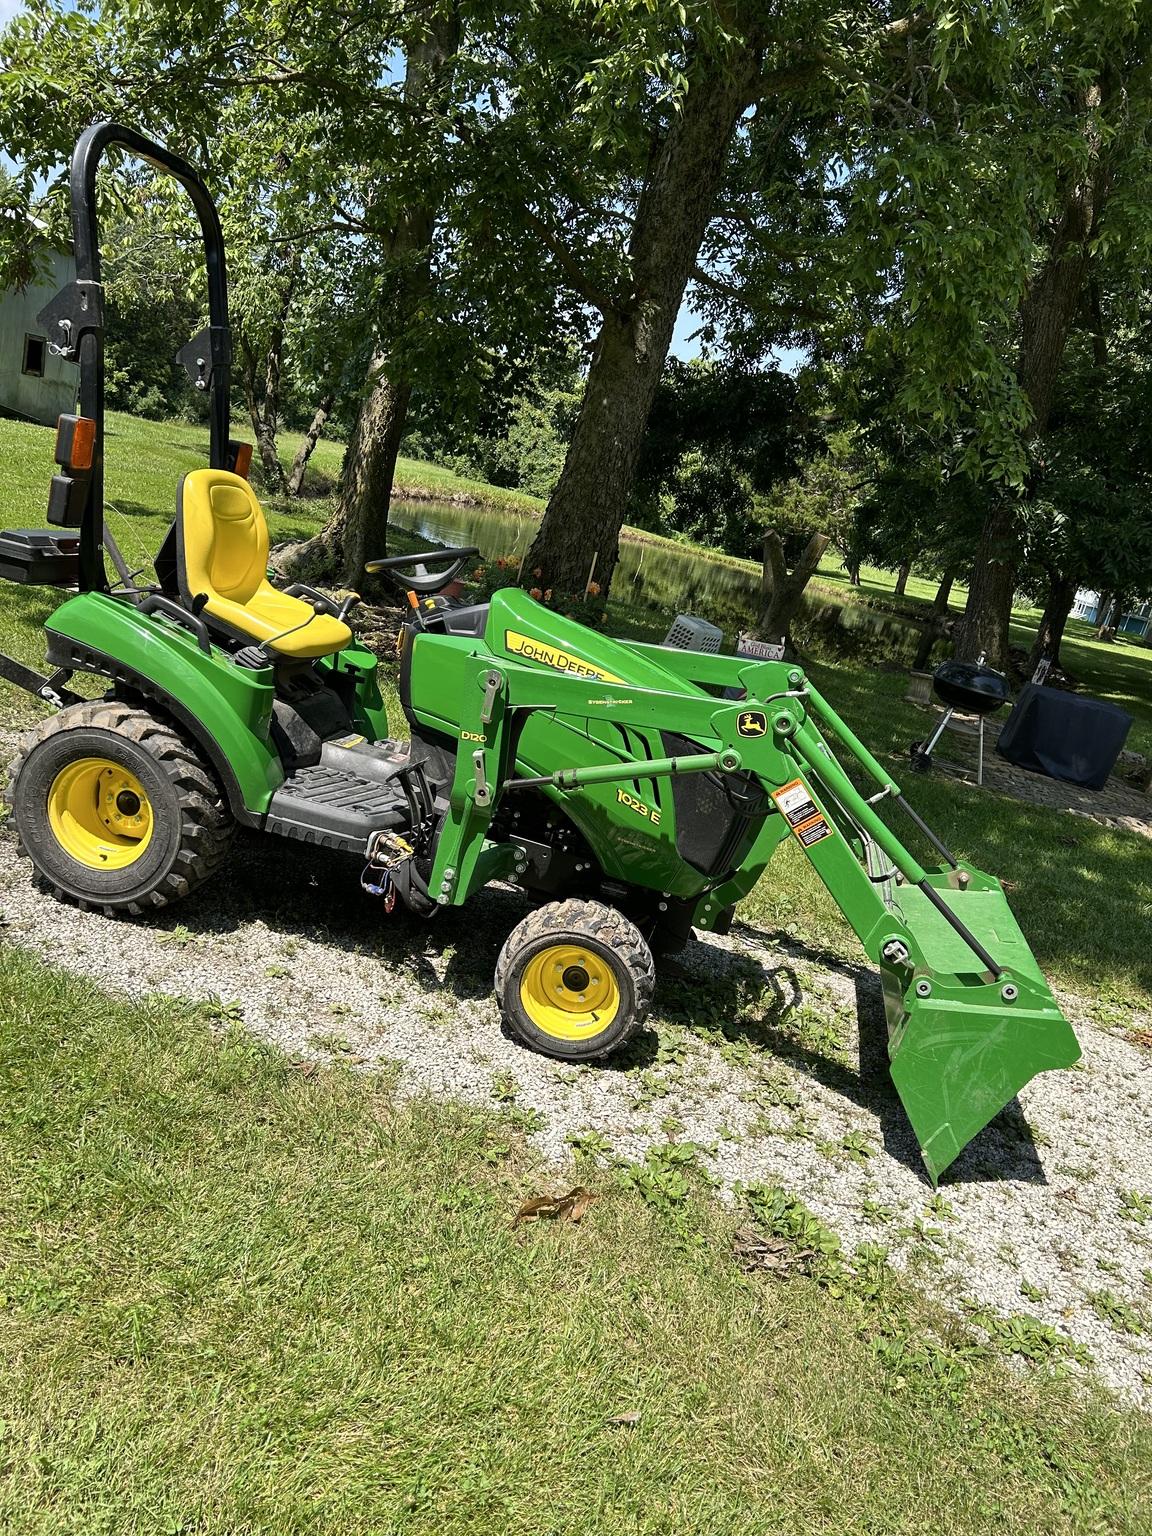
(264, 763), (415, 853)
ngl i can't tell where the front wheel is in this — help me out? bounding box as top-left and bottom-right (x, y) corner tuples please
(6, 699), (233, 916)
(494, 898), (655, 1062)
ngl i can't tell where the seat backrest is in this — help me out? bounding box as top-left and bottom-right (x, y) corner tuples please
(176, 469), (269, 605)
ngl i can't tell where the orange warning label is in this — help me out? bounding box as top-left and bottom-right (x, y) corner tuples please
(772, 779), (834, 846)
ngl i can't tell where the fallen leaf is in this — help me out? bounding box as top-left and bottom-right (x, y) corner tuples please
(565, 1189), (596, 1223)
(608, 1410), (641, 1427)
(514, 1187), (596, 1227)
(732, 1226), (816, 1276)
(289, 1060), (320, 1078)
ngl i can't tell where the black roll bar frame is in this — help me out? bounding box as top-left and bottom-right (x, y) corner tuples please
(51, 122), (232, 592)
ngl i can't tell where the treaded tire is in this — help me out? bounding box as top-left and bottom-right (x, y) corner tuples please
(494, 898), (655, 1062)
(6, 699), (233, 916)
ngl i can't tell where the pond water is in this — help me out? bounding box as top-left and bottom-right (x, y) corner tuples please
(390, 498), (761, 631)
(389, 497), (936, 665)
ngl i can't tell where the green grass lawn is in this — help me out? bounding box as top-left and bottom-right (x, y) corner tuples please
(0, 943), (1148, 1535)
(1, 410), (1150, 1006)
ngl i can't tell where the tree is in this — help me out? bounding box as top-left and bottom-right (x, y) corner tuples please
(524, 3), (768, 596)
(0, 1), (584, 582)
(627, 358), (808, 555)
(748, 430), (873, 644)
(692, 5), (1152, 667)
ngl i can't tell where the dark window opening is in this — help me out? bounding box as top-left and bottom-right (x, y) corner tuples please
(22, 335), (46, 378)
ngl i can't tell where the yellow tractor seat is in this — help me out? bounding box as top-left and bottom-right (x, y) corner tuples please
(174, 469), (351, 660)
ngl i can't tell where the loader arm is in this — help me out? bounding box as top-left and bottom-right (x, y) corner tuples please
(425, 643), (1078, 1183)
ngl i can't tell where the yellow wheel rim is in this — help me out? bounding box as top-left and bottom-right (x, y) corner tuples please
(519, 943), (621, 1041)
(47, 756), (154, 871)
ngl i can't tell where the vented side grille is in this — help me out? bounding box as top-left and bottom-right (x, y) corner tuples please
(660, 731), (769, 877)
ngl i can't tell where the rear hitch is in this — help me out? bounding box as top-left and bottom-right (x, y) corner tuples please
(0, 653), (81, 710)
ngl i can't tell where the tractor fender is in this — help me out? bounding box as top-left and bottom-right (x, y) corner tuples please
(44, 592), (282, 824)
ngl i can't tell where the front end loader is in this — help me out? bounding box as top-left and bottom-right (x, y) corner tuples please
(0, 123), (1079, 1184)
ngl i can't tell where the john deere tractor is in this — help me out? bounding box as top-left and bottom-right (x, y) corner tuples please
(0, 124), (1079, 1182)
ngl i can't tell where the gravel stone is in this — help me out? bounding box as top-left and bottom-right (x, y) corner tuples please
(3, 729), (1152, 1407)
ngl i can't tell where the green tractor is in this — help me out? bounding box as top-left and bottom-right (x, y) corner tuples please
(0, 124), (1079, 1183)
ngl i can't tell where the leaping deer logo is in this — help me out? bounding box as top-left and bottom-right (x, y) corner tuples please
(738, 711), (767, 738)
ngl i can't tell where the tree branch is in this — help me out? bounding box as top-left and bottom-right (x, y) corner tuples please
(519, 205), (618, 314)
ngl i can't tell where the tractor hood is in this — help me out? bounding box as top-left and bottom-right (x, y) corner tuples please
(486, 588), (710, 698)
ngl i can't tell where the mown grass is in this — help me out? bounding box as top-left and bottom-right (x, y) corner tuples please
(0, 942), (1149, 1535)
(1, 410), (1150, 1004)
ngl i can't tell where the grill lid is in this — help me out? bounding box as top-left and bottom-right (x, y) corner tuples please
(932, 659), (1010, 716)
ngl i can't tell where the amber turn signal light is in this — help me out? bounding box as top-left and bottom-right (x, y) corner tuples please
(54, 414), (97, 472)
(228, 440), (253, 479)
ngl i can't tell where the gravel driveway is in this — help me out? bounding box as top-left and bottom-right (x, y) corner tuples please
(2, 733), (1151, 1408)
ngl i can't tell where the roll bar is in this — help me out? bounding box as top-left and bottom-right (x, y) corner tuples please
(36, 122), (232, 592)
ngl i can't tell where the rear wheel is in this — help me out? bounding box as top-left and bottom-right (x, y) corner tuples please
(494, 898), (655, 1061)
(6, 700), (233, 915)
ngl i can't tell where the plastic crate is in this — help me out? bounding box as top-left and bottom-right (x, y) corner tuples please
(662, 613), (723, 653)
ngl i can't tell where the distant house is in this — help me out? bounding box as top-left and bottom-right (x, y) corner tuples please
(1072, 589), (1152, 640)
(0, 228), (78, 427)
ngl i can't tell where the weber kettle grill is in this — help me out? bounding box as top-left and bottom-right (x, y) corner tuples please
(910, 657), (1010, 783)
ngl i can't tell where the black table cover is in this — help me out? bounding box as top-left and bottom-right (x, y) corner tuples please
(996, 682), (1133, 791)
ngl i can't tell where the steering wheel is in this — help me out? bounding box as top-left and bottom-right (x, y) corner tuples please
(364, 546), (481, 595)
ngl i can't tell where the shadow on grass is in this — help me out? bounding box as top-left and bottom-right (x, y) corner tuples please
(6, 816), (1050, 1186)
(659, 926), (1045, 1188)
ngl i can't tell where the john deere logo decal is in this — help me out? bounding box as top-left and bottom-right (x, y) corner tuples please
(504, 630), (623, 683)
(737, 710), (768, 738)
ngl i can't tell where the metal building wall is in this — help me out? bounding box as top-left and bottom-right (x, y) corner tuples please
(0, 247), (78, 426)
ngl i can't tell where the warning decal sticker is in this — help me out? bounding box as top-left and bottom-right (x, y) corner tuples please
(796, 817), (834, 847)
(772, 778), (835, 847)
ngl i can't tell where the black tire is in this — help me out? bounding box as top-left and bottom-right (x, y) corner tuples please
(494, 898), (655, 1062)
(6, 699), (233, 916)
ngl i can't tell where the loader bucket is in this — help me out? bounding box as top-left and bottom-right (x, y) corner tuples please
(880, 876), (1081, 1184)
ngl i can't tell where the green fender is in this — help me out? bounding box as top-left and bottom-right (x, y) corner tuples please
(45, 591), (282, 820)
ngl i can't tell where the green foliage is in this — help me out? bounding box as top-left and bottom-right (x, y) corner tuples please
(621, 1142), (704, 1219)
(1119, 1190), (1152, 1225)
(761, 429), (877, 571)
(630, 360), (808, 556)
(406, 371), (582, 499)
(1090, 1291), (1146, 1337)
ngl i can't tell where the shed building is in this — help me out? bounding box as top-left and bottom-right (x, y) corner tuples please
(0, 239), (78, 427)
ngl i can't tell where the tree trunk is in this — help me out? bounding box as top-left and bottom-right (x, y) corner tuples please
(289, 8), (460, 586)
(1094, 590), (1124, 641)
(1025, 571), (1077, 676)
(758, 529), (829, 645)
(912, 568), (958, 669)
(846, 558), (861, 586)
(237, 260), (297, 496)
(286, 391), (335, 497)
(526, 30), (764, 597)
(255, 330), (287, 491)
(932, 568), (955, 615)
(325, 366), (413, 583)
(894, 561), (910, 598)
(956, 78), (1108, 668)
(954, 498), (1019, 665)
